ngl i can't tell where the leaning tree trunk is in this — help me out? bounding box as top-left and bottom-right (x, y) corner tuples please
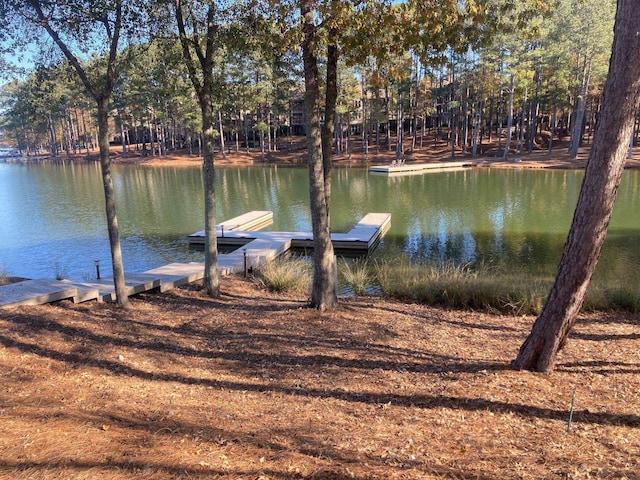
(513, 0), (640, 373)
(97, 99), (130, 307)
(301, 1), (337, 311)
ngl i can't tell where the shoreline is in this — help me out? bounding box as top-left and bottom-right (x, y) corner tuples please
(5, 142), (640, 170)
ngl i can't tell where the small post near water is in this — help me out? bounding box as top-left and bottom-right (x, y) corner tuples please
(94, 260), (101, 279)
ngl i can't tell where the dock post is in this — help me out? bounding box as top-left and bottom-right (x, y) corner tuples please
(243, 249), (248, 277)
(333, 255), (338, 296)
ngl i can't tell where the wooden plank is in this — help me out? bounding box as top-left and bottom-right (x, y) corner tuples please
(144, 262), (205, 292)
(58, 280), (101, 303)
(220, 210), (273, 231)
(80, 273), (163, 302)
(0, 278), (78, 309)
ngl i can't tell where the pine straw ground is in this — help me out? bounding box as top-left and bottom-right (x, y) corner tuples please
(0, 276), (639, 480)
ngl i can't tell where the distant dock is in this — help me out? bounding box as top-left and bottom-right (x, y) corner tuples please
(369, 161), (475, 176)
(1, 211), (390, 309)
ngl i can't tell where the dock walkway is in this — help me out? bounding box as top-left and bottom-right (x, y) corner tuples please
(370, 160), (475, 175)
(1, 211), (390, 309)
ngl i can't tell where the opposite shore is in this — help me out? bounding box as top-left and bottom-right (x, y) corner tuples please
(3, 138), (640, 170)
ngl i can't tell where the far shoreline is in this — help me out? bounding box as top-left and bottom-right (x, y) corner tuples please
(4, 140), (640, 170)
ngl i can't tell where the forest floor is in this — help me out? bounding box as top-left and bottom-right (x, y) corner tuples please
(2, 134), (640, 479)
(1, 276), (639, 479)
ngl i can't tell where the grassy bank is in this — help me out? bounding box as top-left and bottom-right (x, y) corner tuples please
(256, 257), (640, 314)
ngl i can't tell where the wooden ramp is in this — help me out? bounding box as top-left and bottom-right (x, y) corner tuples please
(73, 273), (163, 303)
(0, 278), (88, 308)
(142, 262), (205, 292)
(370, 161), (475, 176)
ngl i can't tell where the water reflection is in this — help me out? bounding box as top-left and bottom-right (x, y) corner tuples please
(1, 162), (639, 288)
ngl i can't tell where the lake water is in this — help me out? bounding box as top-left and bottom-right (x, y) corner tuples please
(1, 162), (640, 287)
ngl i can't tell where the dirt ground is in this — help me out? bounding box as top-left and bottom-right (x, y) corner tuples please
(0, 276), (639, 480)
(2, 136), (640, 479)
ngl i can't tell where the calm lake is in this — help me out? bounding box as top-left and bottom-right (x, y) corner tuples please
(1, 162), (640, 287)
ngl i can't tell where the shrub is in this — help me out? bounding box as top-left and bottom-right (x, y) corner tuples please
(254, 256), (311, 294)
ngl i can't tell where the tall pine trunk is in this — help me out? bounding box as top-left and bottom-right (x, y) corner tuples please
(174, 0), (219, 297)
(513, 0), (640, 373)
(301, 0), (337, 311)
(97, 99), (129, 307)
(201, 102), (219, 296)
(569, 59), (592, 158)
(502, 74), (515, 161)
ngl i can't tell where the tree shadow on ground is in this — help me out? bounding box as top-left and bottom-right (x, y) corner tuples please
(0, 317), (638, 429)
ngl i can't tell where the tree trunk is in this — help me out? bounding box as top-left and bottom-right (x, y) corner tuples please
(472, 101), (481, 157)
(361, 75), (369, 161)
(502, 74), (515, 161)
(301, 0), (337, 311)
(97, 99), (130, 307)
(47, 114), (58, 156)
(513, 0), (640, 373)
(385, 85), (392, 151)
(569, 59), (592, 158)
(548, 108), (557, 156)
(396, 90), (403, 160)
(322, 37), (337, 222)
(174, 0), (219, 297)
(201, 102), (219, 296)
(118, 114), (127, 157)
(218, 109), (226, 159)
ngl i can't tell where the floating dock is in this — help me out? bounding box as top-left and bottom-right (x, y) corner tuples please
(188, 211), (391, 253)
(369, 161), (475, 175)
(1, 211), (390, 309)
(188, 210), (273, 244)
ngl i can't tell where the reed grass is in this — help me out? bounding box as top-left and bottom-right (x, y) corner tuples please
(583, 285), (640, 313)
(338, 258), (372, 295)
(254, 257), (311, 294)
(256, 255), (640, 314)
(0, 265), (8, 286)
(374, 259), (552, 315)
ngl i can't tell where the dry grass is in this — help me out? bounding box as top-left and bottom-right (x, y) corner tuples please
(0, 275), (639, 479)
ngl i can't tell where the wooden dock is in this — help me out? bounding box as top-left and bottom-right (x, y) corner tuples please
(188, 211), (391, 253)
(0, 211), (390, 309)
(369, 161), (475, 175)
(188, 210), (273, 244)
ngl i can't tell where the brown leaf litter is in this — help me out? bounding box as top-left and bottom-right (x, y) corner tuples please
(0, 276), (638, 479)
